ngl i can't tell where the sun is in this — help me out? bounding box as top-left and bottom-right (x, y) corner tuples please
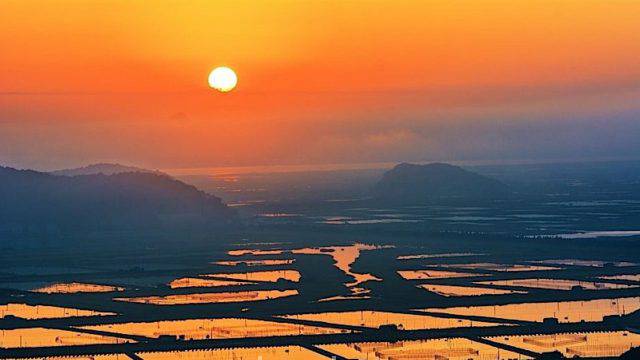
(208, 66), (237, 92)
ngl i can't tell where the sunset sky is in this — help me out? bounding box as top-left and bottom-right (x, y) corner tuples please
(1, 0), (639, 170)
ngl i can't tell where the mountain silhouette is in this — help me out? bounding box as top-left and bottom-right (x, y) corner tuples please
(51, 163), (162, 176)
(373, 163), (511, 203)
(0, 166), (234, 241)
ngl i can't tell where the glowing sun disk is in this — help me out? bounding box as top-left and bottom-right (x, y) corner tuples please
(208, 67), (237, 92)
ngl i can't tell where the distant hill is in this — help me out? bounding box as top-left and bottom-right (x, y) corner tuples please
(373, 163), (511, 203)
(0, 166), (235, 241)
(51, 163), (162, 176)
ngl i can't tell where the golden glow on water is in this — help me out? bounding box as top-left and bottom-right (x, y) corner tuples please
(225, 243), (389, 299)
(318, 287), (372, 302)
(419, 284), (526, 297)
(83, 318), (344, 340)
(600, 274), (640, 282)
(115, 289), (298, 305)
(292, 243), (390, 289)
(43, 356), (127, 360)
(423, 297), (640, 323)
(206, 270), (301, 283)
(318, 338), (528, 360)
(228, 249), (284, 256)
(138, 346), (328, 360)
(487, 331), (640, 358)
(282, 310), (504, 330)
(0, 303), (114, 319)
(169, 278), (254, 289)
(0, 328), (131, 348)
(169, 270), (300, 288)
(435, 263), (561, 272)
(32, 282), (124, 294)
(214, 259), (295, 266)
(398, 270), (488, 280)
(477, 279), (638, 290)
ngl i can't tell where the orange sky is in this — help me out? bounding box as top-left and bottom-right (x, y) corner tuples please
(1, 0), (640, 169)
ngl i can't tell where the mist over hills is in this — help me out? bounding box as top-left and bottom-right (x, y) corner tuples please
(373, 162), (511, 203)
(51, 163), (162, 176)
(0, 166), (235, 242)
(6, 159), (637, 244)
(0, 161), (511, 243)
